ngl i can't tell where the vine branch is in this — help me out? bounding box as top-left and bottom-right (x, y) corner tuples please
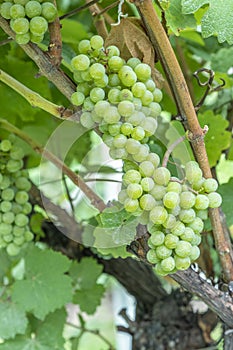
(132, 0), (233, 282)
(0, 119), (106, 212)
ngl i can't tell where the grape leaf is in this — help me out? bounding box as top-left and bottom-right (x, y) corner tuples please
(0, 250), (11, 282)
(182, 0), (233, 44)
(218, 178), (233, 227)
(211, 47), (233, 73)
(198, 111), (231, 167)
(0, 301), (28, 339)
(12, 246), (72, 320)
(0, 309), (66, 350)
(61, 19), (87, 45)
(163, 0), (196, 35)
(69, 257), (103, 290)
(73, 284), (105, 315)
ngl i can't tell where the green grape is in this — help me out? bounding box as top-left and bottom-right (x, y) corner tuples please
(175, 240), (192, 258)
(140, 117), (157, 136)
(30, 33), (44, 43)
(73, 71), (83, 83)
(133, 97), (142, 110)
(146, 153), (160, 168)
(2, 212), (15, 224)
(127, 111), (145, 126)
(71, 54), (90, 71)
(95, 76), (109, 88)
(134, 63), (151, 82)
(190, 233), (202, 246)
(90, 87), (105, 103)
(109, 147), (128, 160)
(15, 213), (29, 227)
(12, 225), (24, 236)
(171, 221), (185, 236)
(154, 263), (169, 276)
(29, 16), (48, 35)
(152, 88), (163, 102)
(108, 56), (124, 72)
(108, 88), (121, 104)
(192, 178), (204, 191)
(108, 122), (122, 136)
(194, 194), (209, 210)
(164, 233), (179, 249)
(153, 167), (171, 186)
(149, 230), (165, 246)
(163, 191), (179, 209)
(139, 161), (154, 177)
(124, 198), (139, 212)
(10, 145), (24, 160)
(127, 57), (141, 69)
(0, 201), (12, 213)
(41, 2), (57, 22)
(139, 194), (156, 210)
(90, 35), (104, 50)
(76, 82), (91, 96)
(179, 208), (196, 223)
(161, 256), (175, 272)
(141, 90), (154, 106)
(71, 92), (85, 106)
(119, 89), (133, 101)
(126, 183), (143, 199)
(78, 39), (91, 54)
(0, 223), (12, 235)
(15, 32), (30, 44)
(22, 202), (32, 215)
(15, 190), (29, 204)
(149, 205), (168, 224)
(148, 102), (161, 117)
(112, 134), (127, 148)
(6, 242), (20, 256)
(146, 249), (160, 264)
(10, 3), (25, 18)
(2, 188), (14, 201)
(11, 17), (29, 34)
(25, 0), (41, 18)
(14, 0), (30, 6)
(145, 79), (156, 91)
(0, 139), (12, 152)
(190, 245), (200, 261)
(118, 189), (128, 204)
(188, 217), (204, 234)
(131, 126), (145, 141)
(83, 97), (95, 111)
(174, 255), (191, 270)
(203, 178), (218, 193)
(119, 66), (137, 87)
(180, 227), (195, 242)
(80, 112), (95, 129)
(3, 233), (13, 243)
(94, 100), (110, 116)
(163, 214), (176, 229)
(24, 230), (34, 242)
(11, 202), (22, 214)
(123, 169), (141, 185)
(132, 144), (149, 163)
(140, 177), (154, 192)
(108, 73), (121, 87)
(118, 100), (135, 117)
(131, 82), (147, 98)
(81, 69), (92, 82)
(149, 184), (166, 200)
(121, 122), (133, 136)
(179, 191), (196, 209)
(106, 45), (120, 57)
(13, 235), (25, 246)
(185, 161), (202, 184)
(207, 192), (222, 208)
(103, 106), (121, 124)
(125, 138), (141, 155)
(156, 245), (172, 259)
(0, 2), (13, 19)
(195, 209), (208, 220)
(166, 181), (182, 193)
(102, 134), (113, 147)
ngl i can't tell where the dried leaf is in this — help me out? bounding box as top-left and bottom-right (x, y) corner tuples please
(105, 18), (164, 88)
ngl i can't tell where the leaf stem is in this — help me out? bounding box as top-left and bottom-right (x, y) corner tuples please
(132, 0), (233, 282)
(0, 69), (72, 119)
(0, 119), (106, 212)
(162, 135), (186, 167)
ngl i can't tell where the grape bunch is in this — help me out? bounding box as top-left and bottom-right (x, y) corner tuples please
(0, 134), (34, 256)
(70, 35), (222, 275)
(0, 0), (57, 45)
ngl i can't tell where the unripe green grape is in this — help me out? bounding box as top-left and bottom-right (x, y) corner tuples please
(83, 97), (95, 112)
(174, 255), (191, 270)
(195, 209), (208, 220)
(2, 188), (14, 201)
(76, 82), (91, 96)
(29, 16), (48, 35)
(124, 198), (139, 212)
(25, 0), (41, 18)
(94, 100), (110, 116)
(179, 208), (196, 223)
(127, 111), (145, 126)
(2, 212), (15, 224)
(175, 240), (192, 258)
(190, 245), (200, 261)
(171, 221), (185, 236)
(112, 134), (127, 148)
(140, 117), (157, 136)
(153, 167), (171, 186)
(166, 181), (182, 193)
(141, 90), (154, 106)
(185, 161), (202, 184)
(125, 138), (141, 155)
(131, 82), (147, 98)
(138, 210), (150, 225)
(108, 88), (121, 104)
(71, 54), (90, 71)
(14, 0), (30, 6)
(192, 177), (204, 191)
(149, 230), (165, 246)
(190, 233), (202, 246)
(121, 122), (133, 136)
(73, 71), (83, 83)
(127, 57), (141, 69)
(11, 17), (29, 34)
(145, 153), (159, 168)
(0, 2), (13, 19)
(80, 112), (94, 129)
(194, 194), (209, 210)
(108, 73), (121, 87)
(119, 67), (137, 87)
(140, 177), (154, 192)
(22, 202), (32, 215)
(164, 233), (179, 249)
(90, 87), (105, 103)
(118, 189), (128, 204)
(11, 203), (22, 215)
(10, 3), (25, 18)
(207, 192), (222, 208)
(89, 63), (105, 79)
(163, 191), (179, 209)
(146, 249), (160, 264)
(78, 39), (91, 53)
(154, 263), (169, 276)
(109, 147), (128, 160)
(108, 56), (124, 72)
(126, 183), (143, 200)
(180, 227), (195, 242)
(179, 191), (196, 209)
(13, 225), (24, 236)
(1, 201), (12, 213)
(103, 106), (121, 124)
(90, 35), (104, 50)
(118, 100), (135, 117)
(10, 145), (24, 160)
(161, 256), (175, 272)
(163, 214), (176, 229)
(131, 126), (145, 141)
(15, 190), (29, 205)
(139, 161), (154, 177)
(148, 102), (162, 117)
(80, 69), (92, 82)
(120, 89), (133, 101)
(0, 223), (12, 235)
(15, 213), (29, 227)
(71, 91), (85, 106)
(139, 194), (156, 210)
(41, 2), (57, 22)
(188, 217), (204, 234)
(3, 234), (13, 244)
(0, 139), (12, 152)
(123, 170), (141, 185)
(156, 244), (172, 259)
(149, 184), (166, 200)
(145, 79), (156, 91)
(149, 205), (168, 225)
(203, 178), (218, 193)
(15, 32), (30, 44)
(13, 235), (25, 246)
(134, 63), (151, 82)
(108, 122), (122, 136)
(24, 230), (34, 242)
(152, 88), (163, 102)
(6, 243), (20, 256)
(106, 45), (120, 57)
(132, 144), (149, 162)
(102, 134), (113, 147)
(133, 97), (142, 110)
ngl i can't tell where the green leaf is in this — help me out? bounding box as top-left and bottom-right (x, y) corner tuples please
(0, 301), (28, 339)
(164, 0), (196, 35)
(0, 250), (11, 282)
(12, 246), (72, 320)
(211, 47), (233, 73)
(96, 245), (131, 259)
(0, 338), (51, 350)
(61, 20), (88, 45)
(182, 0), (233, 44)
(99, 206), (133, 228)
(198, 111), (231, 167)
(73, 284), (105, 315)
(69, 257), (103, 290)
(218, 178), (233, 227)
